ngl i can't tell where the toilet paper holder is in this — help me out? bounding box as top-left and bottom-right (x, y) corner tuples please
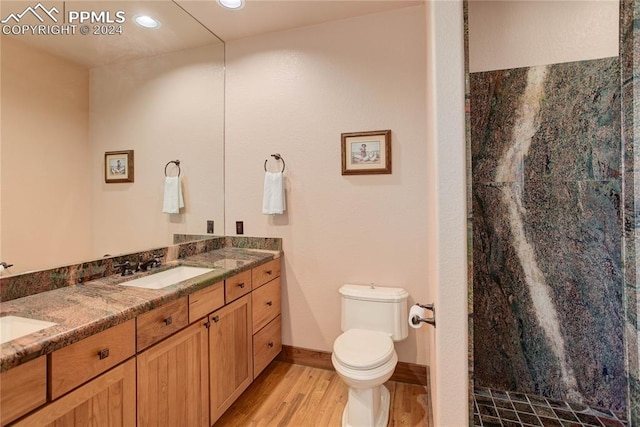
(411, 303), (435, 327)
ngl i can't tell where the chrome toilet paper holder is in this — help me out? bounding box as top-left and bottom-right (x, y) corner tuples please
(411, 303), (435, 327)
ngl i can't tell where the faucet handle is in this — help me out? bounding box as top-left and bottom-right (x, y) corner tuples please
(114, 261), (134, 276)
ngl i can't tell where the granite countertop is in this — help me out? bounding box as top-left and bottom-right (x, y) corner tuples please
(0, 247), (281, 372)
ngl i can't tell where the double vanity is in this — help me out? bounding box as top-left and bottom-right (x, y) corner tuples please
(0, 240), (282, 426)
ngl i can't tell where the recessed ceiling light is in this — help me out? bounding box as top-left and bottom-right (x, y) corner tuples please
(217, 0), (244, 10)
(134, 15), (160, 29)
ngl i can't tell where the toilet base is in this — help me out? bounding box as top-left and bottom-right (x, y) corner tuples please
(341, 385), (391, 427)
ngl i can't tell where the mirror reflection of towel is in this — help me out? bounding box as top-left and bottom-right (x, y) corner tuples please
(163, 176), (184, 214)
(262, 172), (286, 215)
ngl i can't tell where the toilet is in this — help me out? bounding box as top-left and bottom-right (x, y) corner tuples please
(331, 284), (409, 427)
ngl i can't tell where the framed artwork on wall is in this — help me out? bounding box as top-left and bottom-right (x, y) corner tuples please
(341, 130), (391, 175)
(105, 150), (134, 183)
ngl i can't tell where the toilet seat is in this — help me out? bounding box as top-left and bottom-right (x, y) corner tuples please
(333, 329), (394, 370)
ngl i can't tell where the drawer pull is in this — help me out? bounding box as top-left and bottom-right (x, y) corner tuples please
(212, 315), (220, 323)
(238, 282), (245, 289)
(266, 270), (273, 275)
(266, 301), (273, 306)
(98, 348), (110, 360)
(164, 316), (173, 326)
(268, 341), (274, 348)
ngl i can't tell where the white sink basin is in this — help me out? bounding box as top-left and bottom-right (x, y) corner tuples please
(119, 266), (214, 290)
(0, 316), (57, 344)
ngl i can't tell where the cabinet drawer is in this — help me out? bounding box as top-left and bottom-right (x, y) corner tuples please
(225, 270), (251, 303)
(1, 356), (47, 426)
(252, 258), (281, 290)
(50, 319), (135, 400)
(253, 315), (282, 378)
(137, 297), (188, 351)
(189, 281), (224, 322)
(252, 276), (281, 332)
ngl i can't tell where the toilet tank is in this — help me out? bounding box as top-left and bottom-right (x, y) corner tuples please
(339, 284), (409, 341)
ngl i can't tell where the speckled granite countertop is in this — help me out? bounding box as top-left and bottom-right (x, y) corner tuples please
(0, 247), (280, 372)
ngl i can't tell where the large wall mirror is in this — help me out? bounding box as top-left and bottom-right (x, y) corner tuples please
(0, 1), (225, 275)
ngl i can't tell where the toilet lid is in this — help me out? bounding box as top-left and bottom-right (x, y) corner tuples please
(333, 329), (394, 370)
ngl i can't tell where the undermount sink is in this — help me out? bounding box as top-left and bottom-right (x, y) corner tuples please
(118, 266), (215, 290)
(0, 316), (57, 344)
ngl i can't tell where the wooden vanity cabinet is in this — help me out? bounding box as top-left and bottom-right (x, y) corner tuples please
(136, 297), (189, 351)
(49, 319), (136, 400)
(13, 358), (136, 427)
(189, 281), (224, 323)
(224, 269), (252, 303)
(209, 293), (253, 425)
(137, 318), (209, 427)
(251, 275), (282, 378)
(0, 356), (47, 426)
(3, 257), (282, 426)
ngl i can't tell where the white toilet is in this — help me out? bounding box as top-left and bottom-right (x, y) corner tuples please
(331, 284), (409, 427)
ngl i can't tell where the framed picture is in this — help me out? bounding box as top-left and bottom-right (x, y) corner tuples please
(341, 130), (391, 175)
(105, 150), (134, 183)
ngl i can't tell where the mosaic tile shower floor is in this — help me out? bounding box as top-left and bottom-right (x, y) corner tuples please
(473, 386), (628, 427)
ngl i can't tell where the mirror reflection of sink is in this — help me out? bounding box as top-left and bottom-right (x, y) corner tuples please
(118, 266), (215, 290)
(0, 316), (57, 344)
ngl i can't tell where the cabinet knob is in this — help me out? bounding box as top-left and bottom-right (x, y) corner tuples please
(204, 321), (211, 329)
(238, 282), (245, 289)
(266, 301), (273, 306)
(164, 316), (173, 326)
(268, 342), (274, 348)
(266, 270), (273, 275)
(212, 315), (220, 323)
(98, 348), (110, 360)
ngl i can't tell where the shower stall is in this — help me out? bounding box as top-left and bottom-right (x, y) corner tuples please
(467, 1), (639, 425)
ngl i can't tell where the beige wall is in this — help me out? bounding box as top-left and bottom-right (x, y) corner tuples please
(1, 38), (91, 274)
(89, 44), (225, 259)
(468, 0), (619, 73)
(225, 6), (429, 365)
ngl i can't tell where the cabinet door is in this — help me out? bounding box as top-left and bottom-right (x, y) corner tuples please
(0, 356), (46, 426)
(209, 294), (253, 424)
(12, 359), (136, 427)
(137, 319), (209, 427)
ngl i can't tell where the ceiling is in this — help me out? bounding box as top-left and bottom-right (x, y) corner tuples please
(175, 0), (424, 42)
(0, 0), (423, 68)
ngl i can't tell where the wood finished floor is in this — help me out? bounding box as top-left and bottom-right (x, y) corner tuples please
(214, 361), (432, 427)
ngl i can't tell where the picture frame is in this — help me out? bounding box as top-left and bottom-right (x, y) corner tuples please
(105, 150), (134, 183)
(341, 130), (392, 175)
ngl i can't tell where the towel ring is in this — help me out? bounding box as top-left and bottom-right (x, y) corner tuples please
(264, 154), (285, 173)
(165, 160), (181, 177)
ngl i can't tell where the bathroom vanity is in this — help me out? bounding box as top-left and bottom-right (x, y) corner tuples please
(0, 242), (282, 426)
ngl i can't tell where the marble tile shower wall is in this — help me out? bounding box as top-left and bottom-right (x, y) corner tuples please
(470, 58), (627, 412)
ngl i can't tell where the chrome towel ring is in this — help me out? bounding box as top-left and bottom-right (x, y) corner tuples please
(264, 153), (285, 173)
(165, 160), (181, 177)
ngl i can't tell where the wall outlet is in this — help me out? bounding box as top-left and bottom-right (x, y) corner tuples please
(207, 220), (214, 234)
(236, 221), (244, 235)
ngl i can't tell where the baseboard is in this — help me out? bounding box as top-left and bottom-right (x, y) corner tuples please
(276, 345), (429, 386)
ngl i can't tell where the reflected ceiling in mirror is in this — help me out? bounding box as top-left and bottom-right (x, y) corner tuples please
(1, 1), (225, 275)
(1, 1), (222, 66)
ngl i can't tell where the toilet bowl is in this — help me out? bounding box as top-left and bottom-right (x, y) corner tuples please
(332, 329), (398, 427)
(331, 284), (409, 427)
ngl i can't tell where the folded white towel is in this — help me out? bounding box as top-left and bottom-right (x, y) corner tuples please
(163, 176), (184, 214)
(262, 172), (286, 215)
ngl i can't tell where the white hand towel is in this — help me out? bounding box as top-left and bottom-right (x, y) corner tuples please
(262, 172), (286, 215)
(163, 176), (184, 214)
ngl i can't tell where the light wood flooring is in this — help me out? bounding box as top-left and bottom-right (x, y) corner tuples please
(214, 361), (432, 426)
